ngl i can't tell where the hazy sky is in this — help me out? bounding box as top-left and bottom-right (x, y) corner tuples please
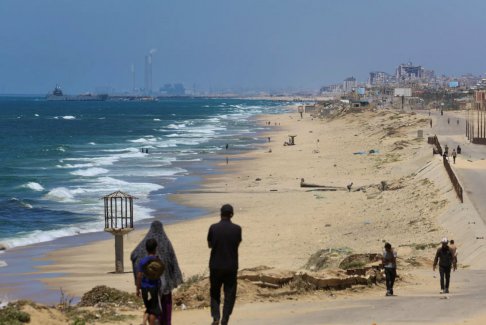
(1, 0), (485, 94)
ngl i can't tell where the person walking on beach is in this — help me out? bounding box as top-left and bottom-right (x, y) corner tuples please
(131, 221), (183, 325)
(430, 119), (432, 128)
(208, 204), (242, 325)
(433, 238), (457, 294)
(452, 149), (457, 164)
(382, 243), (397, 296)
(135, 238), (163, 325)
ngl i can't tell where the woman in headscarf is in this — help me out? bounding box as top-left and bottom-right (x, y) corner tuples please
(131, 220), (183, 325)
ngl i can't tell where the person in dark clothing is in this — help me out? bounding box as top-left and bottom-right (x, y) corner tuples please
(457, 145), (461, 154)
(131, 221), (183, 325)
(433, 238), (457, 294)
(452, 149), (457, 164)
(382, 243), (397, 296)
(208, 204), (242, 325)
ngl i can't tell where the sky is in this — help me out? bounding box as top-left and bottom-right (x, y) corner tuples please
(0, 0), (485, 94)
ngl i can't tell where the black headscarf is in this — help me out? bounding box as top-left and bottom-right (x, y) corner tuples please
(131, 220), (183, 293)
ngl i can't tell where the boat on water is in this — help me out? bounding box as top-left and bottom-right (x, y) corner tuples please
(46, 86), (108, 101)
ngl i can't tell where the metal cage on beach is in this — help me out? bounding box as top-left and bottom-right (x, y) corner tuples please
(102, 190), (137, 273)
(102, 190), (137, 231)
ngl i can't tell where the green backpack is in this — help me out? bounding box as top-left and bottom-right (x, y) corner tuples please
(143, 257), (165, 281)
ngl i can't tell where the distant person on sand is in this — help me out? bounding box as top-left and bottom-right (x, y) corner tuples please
(208, 204), (242, 325)
(382, 243), (397, 296)
(433, 238), (457, 294)
(452, 149), (457, 164)
(430, 119), (432, 128)
(131, 221), (183, 325)
(225, 144), (229, 150)
(444, 144), (449, 156)
(457, 145), (461, 154)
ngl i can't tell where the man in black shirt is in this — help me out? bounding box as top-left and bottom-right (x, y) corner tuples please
(207, 204), (242, 325)
(433, 237), (457, 294)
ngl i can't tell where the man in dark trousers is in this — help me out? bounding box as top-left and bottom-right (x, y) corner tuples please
(208, 204), (242, 325)
(433, 238), (457, 294)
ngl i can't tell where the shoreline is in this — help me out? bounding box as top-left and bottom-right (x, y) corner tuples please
(36, 107), (438, 294)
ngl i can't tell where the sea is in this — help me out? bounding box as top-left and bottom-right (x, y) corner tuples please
(0, 97), (291, 254)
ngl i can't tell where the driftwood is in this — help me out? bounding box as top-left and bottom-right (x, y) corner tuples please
(300, 178), (346, 190)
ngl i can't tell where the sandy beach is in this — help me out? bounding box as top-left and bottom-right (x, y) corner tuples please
(16, 107), (486, 323)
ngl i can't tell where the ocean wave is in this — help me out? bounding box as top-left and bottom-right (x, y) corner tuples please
(167, 123), (186, 129)
(57, 162), (95, 169)
(153, 118), (161, 121)
(101, 147), (140, 153)
(58, 149), (144, 170)
(57, 146), (66, 152)
(0, 203), (156, 250)
(0, 223), (102, 250)
(34, 113), (39, 117)
(44, 187), (79, 202)
(0, 260), (6, 268)
(9, 197), (33, 209)
(62, 115), (76, 120)
(117, 167), (187, 177)
(129, 136), (158, 144)
(89, 142), (96, 145)
(94, 177), (163, 195)
(23, 182), (44, 191)
(71, 167), (109, 177)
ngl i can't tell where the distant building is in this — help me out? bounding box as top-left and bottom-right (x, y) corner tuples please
(320, 83), (342, 93)
(423, 69), (435, 81)
(343, 77), (357, 92)
(369, 71), (389, 85)
(396, 62), (424, 81)
(159, 83), (186, 96)
(468, 90), (486, 142)
(448, 81), (459, 88)
(394, 88), (412, 97)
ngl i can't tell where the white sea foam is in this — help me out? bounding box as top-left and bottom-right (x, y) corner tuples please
(21, 202), (33, 209)
(94, 177), (163, 195)
(102, 147), (139, 153)
(0, 260), (7, 268)
(0, 222), (103, 250)
(34, 113), (39, 117)
(89, 142), (96, 145)
(117, 167), (186, 177)
(23, 182), (44, 191)
(167, 123), (186, 129)
(62, 115), (76, 120)
(129, 136), (157, 144)
(44, 187), (78, 202)
(153, 118), (161, 121)
(57, 162), (95, 169)
(59, 149), (144, 170)
(71, 167), (109, 177)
